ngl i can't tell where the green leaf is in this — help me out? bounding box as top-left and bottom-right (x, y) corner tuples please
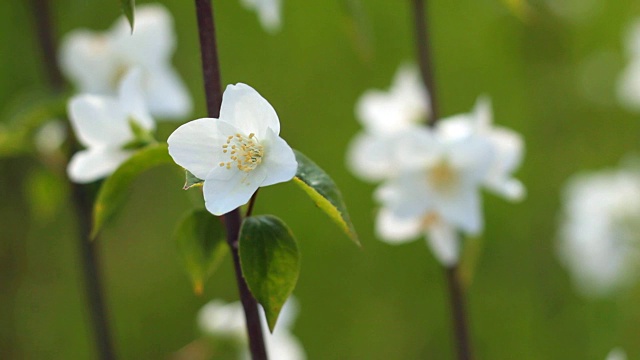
(183, 170), (204, 190)
(292, 150), (359, 245)
(239, 215), (300, 332)
(120, 0), (136, 32)
(175, 209), (228, 295)
(92, 143), (172, 239)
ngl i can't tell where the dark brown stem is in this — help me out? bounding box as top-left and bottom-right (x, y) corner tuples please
(412, 1), (473, 358)
(444, 266), (472, 360)
(29, 1), (116, 359)
(245, 189), (260, 218)
(194, 1), (268, 359)
(412, 0), (439, 126)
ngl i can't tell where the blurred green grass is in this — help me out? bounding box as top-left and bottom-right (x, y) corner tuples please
(2, 0), (640, 359)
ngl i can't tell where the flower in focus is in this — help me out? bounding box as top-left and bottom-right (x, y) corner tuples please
(167, 83), (297, 215)
(241, 0), (282, 33)
(617, 19), (640, 111)
(198, 297), (306, 360)
(59, 4), (192, 119)
(67, 69), (155, 184)
(558, 165), (640, 297)
(368, 97), (524, 266)
(347, 64), (430, 182)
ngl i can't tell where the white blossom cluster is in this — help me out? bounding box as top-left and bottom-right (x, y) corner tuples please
(59, 4), (192, 183)
(347, 65), (525, 266)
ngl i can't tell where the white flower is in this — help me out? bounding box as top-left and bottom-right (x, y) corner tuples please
(606, 347), (627, 360)
(34, 120), (67, 155)
(618, 19), (640, 111)
(347, 64), (430, 182)
(59, 4), (192, 119)
(558, 165), (640, 297)
(67, 69), (154, 183)
(167, 83), (297, 215)
(371, 98), (524, 266)
(198, 297), (306, 360)
(241, 0), (282, 33)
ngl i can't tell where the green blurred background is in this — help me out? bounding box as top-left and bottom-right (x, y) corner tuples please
(2, 0), (640, 358)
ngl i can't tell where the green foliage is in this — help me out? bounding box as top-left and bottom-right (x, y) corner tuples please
(24, 168), (67, 223)
(239, 215), (300, 332)
(292, 150), (359, 245)
(92, 143), (172, 239)
(120, 0), (136, 32)
(183, 170), (204, 190)
(175, 209), (228, 295)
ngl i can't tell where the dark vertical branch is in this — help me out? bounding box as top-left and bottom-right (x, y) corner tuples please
(29, 0), (65, 92)
(29, 1), (116, 359)
(412, 0), (439, 126)
(412, 1), (473, 359)
(194, 1), (268, 359)
(445, 266), (473, 360)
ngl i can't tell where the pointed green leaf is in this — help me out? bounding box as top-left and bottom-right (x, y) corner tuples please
(121, 0), (136, 32)
(175, 209), (228, 295)
(239, 215), (300, 332)
(92, 143), (172, 239)
(183, 170), (204, 190)
(292, 150), (359, 245)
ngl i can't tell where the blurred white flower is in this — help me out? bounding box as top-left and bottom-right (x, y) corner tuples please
(606, 347), (627, 360)
(618, 19), (640, 112)
(67, 69), (154, 183)
(347, 64), (430, 182)
(371, 98), (524, 266)
(168, 83), (297, 215)
(59, 4), (192, 119)
(34, 119), (67, 155)
(241, 0), (282, 33)
(198, 297), (306, 360)
(558, 165), (640, 297)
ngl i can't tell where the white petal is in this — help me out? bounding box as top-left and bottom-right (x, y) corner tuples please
(117, 68), (155, 131)
(260, 128), (297, 187)
(346, 132), (396, 182)
(242, 0), (282, 33)
(425, 219), (459, 267)
(448, 136), (495, 183)
(606, 348), (627, 360)
(67, 148), (131, 183)
(110, 4), (175, 65)
(375, 173), (432, 219)
(267, 333), (307, 360)
(375, 208), (422, 244)
(198, 300), (246, 339)
(617, 59), (640, 111)
(390, 63), (430, 121)
(167, 118), (229, 179)
(483, 128), (525, 201)
(203, 165), (267, 215)
(220, 83), (280, 138)
(143, 65), (193, 119)
(67, 95), (130, 148)
(435, 184), (483, 235)
(356, 90), (416, 135)
(472, 95), (493, 129)
(58, 30), (118, 94)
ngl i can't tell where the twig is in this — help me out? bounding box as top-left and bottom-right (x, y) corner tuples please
(412, 1), (473, 359)
(29, 1), (116, 359)
(194, 1), (268, 358)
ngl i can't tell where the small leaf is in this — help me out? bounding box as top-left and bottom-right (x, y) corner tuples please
(175, 209), (228, 294)
(184, 170), (204, 190)
(239, 215), (300, 332)
(292, 150), (359, 245)
(92, 143), (172, 239)
(121, 0), (136, 32)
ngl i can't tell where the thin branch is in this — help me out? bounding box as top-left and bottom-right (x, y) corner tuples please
(29, 1), (116, 359)
(412, 1), (473, 359)
(412, 0), (439, 126)
(245, 189), (260, 218)
(445, 266), (473, 360)
(194, 1), (268, 359)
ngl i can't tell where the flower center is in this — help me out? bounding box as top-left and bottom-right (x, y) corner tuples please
(428, 161), (458, 194)
(219, 133), (264, 172)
